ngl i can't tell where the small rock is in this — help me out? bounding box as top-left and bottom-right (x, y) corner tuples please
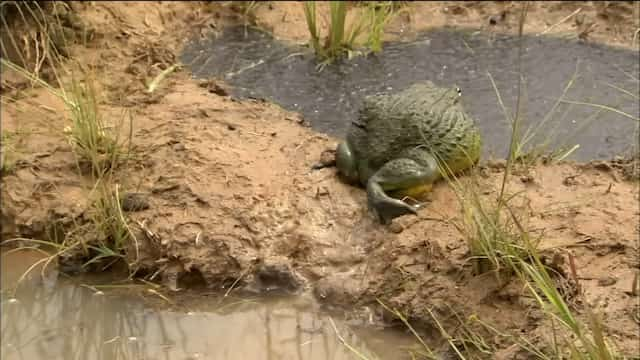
(520, 174), (534, 183)
(486, 159), (506, 169)
(563, 175), (580, 186)
(319, 149), (335, 166)
(198, 79), (229, 96)
(152, 183), (180, 194)
(444, 5), (467, 15)
(247, 261), (302, 294)
(120, 192), (150, 212)
(311, 149), (336, 170)
(173, 143), (186, 151)
(489, 10), (507, 25)
(34, 152), (52, 158)
(598, 276), (617, 287)
(388, 222), (404, 234)
(592, 161), (612, 171)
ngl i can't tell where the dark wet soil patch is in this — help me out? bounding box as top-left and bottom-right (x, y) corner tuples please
(180, 26), (639, 161)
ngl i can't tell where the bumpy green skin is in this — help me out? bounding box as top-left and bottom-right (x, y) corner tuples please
(336, 81), (482, 224)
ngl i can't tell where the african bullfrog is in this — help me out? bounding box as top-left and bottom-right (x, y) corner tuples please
(335, 81), (482, 224)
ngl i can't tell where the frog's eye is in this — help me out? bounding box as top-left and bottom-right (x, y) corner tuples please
(456, 87), (462, 97)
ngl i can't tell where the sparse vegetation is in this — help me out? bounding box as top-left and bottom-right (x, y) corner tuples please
(303, 1), (363, 63)
(447, 3), (623, 358)
(335, 2), (631, 358)
(1, 1), (137, 272)
(1, 58), (133, 178)
(65, 73), (132, 178)
(78, 179), (138, 271)
(1, 0), (131, 179)
(451, 176), (534, 277)
(302, 1), (402, 64)
(4, 176), (138, 278)
(363, 1), (396, 53)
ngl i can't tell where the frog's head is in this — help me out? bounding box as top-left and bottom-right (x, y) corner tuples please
(423, 83), (463, 108)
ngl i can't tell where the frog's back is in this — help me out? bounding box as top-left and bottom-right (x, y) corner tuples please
(350, 82), (481, 172)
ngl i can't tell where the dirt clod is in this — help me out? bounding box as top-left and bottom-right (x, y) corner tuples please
(246, 260), (304, 294)
(598, 276), (618, 287)
(121, 192), (151, 212)
(312, 148), (337, 169)
(198, 79), (230, 96)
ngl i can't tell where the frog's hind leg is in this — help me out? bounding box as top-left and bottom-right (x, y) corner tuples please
(366, 153), (440, 224)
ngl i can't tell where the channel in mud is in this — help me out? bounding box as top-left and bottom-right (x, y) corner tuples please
(181, 26), (639, 161)
(1, 249), (422, 360)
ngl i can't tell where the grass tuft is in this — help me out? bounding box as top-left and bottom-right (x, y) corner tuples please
(1, 1), (137, 273)
(302, 1), (400, 65)
(64, 71), (133, 179)
(2, 57), (133, 179)
(335, 2), (631, 358)
(364, 1), (396, 53)
(303, 1), (362, 63)
(450, 176), (534, 277)
(80, 180), (139, 271)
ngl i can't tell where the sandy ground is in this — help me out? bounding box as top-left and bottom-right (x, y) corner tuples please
(1, 1), (639, 356)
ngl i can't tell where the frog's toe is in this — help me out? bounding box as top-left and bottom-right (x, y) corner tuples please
(368, 196), (418, 225)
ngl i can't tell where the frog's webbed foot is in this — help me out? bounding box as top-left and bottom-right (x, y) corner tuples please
(365, 155), (439, 225)
(367, 182), (419, 224)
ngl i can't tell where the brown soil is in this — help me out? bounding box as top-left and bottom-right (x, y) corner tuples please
(251, 1), (640, 50)
(1, 1), (639, 357)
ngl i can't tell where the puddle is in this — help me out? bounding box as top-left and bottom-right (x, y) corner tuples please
(1, 249), (422, 360)
(180, 26), (639, 161)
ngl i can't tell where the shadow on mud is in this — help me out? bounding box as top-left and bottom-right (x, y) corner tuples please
(181, 26), (639, 161)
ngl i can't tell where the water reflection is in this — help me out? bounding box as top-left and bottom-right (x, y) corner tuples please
(1, 250), (417, 360)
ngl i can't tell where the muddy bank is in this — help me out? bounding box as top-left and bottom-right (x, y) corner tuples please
(3, 73), (639, 353)
(1, 1), (639, 357)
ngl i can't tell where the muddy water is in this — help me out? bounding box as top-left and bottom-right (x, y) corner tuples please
(1, 249), (421, 360)
(180, 26), (639, 161)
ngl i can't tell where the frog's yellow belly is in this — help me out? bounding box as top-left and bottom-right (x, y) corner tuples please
(390, 182), (434, 200)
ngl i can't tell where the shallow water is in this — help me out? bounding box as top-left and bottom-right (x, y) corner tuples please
(1, 249), (420, 360)
(180, 26), (639, 161)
